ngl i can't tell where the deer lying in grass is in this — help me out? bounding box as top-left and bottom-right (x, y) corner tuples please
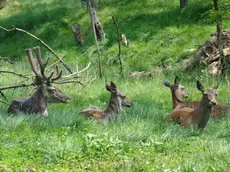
(7, 47), (71, 116)
(165, 81), (218, 129)
(164, 76), (230, 119)
(163, 76), (199, 110)
(80, 82), (131, 124)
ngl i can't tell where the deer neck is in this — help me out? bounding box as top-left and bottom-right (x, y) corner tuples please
(196, 97), (213, 129)
(172, 90), (182, 109)
(26, 86), (48, 113)
(104, 95), (122, 115)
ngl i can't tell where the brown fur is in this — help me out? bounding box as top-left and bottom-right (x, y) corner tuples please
(164, 76), (230, 119)
(165, 81), (218, 129)
(80, 82), (131, 124)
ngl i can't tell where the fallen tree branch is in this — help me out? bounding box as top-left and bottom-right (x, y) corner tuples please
(0, 99), (8, 105)
(0, 25), (73, 74)
(0, 70), (29, 78)
(112, 16), (123, 76)
(0, 91), (8, 102)
(53, 80), (85, 87)
(0, 83), (33, 91)
(0, 57), (14, 64)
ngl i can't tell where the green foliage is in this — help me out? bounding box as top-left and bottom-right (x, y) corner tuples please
(0, 0), (230, 171)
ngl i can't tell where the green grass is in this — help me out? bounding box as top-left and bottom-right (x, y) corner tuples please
(1, 0), (230, 171)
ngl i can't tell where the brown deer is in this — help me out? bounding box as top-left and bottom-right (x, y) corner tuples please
(163, 76), (199, 110)
(7, 47), (71, 116)
(164, 76), (230, 119)
(80, 82), (131, 124)
(165, 81), (219, 129)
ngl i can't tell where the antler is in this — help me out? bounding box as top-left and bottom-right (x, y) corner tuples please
(25, 48), (45, 82)
(33, 46), (55, 83)
(26, 46), (63, 85)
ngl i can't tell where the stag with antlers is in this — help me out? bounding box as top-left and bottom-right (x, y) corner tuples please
(7, 47), (71, 115)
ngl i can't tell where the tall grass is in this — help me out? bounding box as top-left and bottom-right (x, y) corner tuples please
(0, 0), (230, 171)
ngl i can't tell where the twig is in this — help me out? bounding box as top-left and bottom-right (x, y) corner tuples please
(54, 80), (85, 86)
(0, 70), (29, 78)
(112, 16), (123, 76)
(0, 91), (8, 102)
(0, 99), (9, 105)
(0, 83), (33, 91)
(0, 26), (73, 74)
(0, 57), (14, 64)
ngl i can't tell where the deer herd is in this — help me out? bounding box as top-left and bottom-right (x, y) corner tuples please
(1, 47), (230, 130)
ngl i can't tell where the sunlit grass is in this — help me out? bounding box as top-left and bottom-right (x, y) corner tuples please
(1, 0), (230, 171)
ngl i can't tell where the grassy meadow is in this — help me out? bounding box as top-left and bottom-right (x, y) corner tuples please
(1, 0), (230, 171)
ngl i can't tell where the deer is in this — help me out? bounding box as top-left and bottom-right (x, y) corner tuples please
(163, 76), (230, 119)
(80, 82), (132, 124)
(7, 47), (71, 116)
(163, 76), (199, 110)
(165, 80), (219, 129)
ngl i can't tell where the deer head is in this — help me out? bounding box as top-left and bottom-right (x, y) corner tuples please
(25, 47), (71, 104)
(196, 80), (218, 107)
(163, 76), (189, 101)
(106, 81), (131, 107)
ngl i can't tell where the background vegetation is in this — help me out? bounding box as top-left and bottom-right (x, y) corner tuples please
(0, 0), (230, 171)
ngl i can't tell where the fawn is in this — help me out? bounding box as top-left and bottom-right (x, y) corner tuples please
(80, 82), (131, 124)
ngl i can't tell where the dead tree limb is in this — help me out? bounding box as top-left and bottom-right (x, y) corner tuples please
(86, 0), (103, 79)
(0, 70), (29, 78)
(112, 16), (123, 76)
(0, 0), (6, 10)
(0, 26), (73, 74)
(0, 83), (33, 91)
(0, 57), (14, 64)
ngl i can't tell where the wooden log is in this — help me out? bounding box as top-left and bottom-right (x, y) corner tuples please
(0, 0), (6, 10)
(72, 24), (84, 45)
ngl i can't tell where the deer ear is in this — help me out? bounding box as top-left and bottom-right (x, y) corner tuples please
(163, 80), (171, 87)
(110, 81), (117, 88)
(105, 84), (112, 92)
(174, 76), (180, 86)
(196, 80), (204, 93)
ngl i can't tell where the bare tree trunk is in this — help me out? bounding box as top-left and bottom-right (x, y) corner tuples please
(86, 0), (103, 79)
(0, 0), (6, 10)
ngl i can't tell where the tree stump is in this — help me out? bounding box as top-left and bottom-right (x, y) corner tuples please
(72, 24), (84, 45)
